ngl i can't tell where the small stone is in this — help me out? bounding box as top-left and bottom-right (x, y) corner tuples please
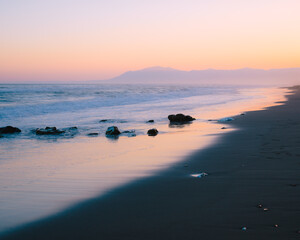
(147, 120), (154, 123)
(257, 204), (263, 208)
(263, 208), (269, 212)
(147, 128), (158, 136)
(241, 227), (247, 231)
(221, 127), (226, 129)
(87, 133), (98, 136)
(105, 126), (121, 136)
(274, 224), (279, 228)
(99, 119), (108, 122)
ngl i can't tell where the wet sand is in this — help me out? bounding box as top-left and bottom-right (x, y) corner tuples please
(2, 86), (300, 240)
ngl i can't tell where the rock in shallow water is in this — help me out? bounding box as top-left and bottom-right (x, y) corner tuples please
(147, 128), (158, 136)
(106, 126), (121, 136)
(168, 113), (195, 123)
(35, 127), (65, 135)
(87, 133), (99, 136)
(0, 126), (21, 134)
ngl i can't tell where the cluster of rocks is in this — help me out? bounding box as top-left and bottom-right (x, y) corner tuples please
(0, 113), (196, 139)
(35, 127), (65, 135)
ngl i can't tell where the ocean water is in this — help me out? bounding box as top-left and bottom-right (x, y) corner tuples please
(0, 84), (288, 232)
(0, 84), (250, 134)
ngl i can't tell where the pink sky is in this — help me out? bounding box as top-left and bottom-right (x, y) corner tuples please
(0, 0), (300, 82)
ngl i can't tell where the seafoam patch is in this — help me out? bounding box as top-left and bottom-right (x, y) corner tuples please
(218, 117), (234, 122)
(190, 172), (208, 178)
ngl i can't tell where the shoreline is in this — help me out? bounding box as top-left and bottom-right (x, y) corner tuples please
(2, 86), (300, 239)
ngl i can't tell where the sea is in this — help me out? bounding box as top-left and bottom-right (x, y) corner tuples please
(0, 83), (288, 232)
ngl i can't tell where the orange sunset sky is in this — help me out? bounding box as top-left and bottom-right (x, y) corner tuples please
(0, 0), (300, 82)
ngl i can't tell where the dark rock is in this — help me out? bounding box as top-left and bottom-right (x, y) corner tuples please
(147, 128), (158, 136)
(168, 113), (195, 123)
(221, 127), (226, 129)
(87, 133), (98, 136)
(106, 126), (121, 136)
(147, 120), (154, 123)
(35, 127), (65, 135)
(68, 126), (78, 130)
(0, 126), (21, 134)
(99, 119), (108, 123)
(0, 134), (3, 138)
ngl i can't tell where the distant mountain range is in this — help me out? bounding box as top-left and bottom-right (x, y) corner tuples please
(99, 66), (300, 85)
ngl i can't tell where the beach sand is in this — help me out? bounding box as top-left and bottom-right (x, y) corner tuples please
(2, 86), (300, 240)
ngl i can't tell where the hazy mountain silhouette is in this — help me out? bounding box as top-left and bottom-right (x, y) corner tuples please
(101, 66), (300, 85)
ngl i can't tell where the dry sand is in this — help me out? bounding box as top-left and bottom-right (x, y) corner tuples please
(1, 86), (300, 240)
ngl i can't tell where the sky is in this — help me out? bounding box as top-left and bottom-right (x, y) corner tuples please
(0, 0), (300, 82)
